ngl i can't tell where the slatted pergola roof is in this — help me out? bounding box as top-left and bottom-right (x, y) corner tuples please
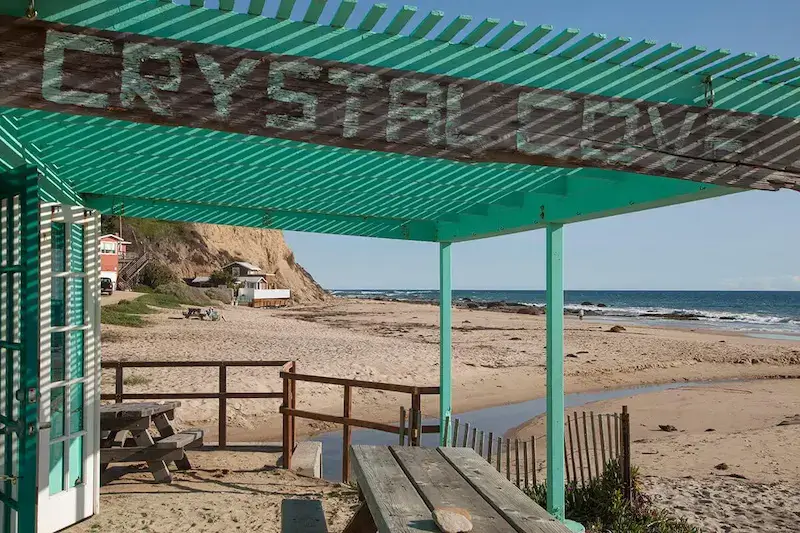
(1, 0), (799, 242)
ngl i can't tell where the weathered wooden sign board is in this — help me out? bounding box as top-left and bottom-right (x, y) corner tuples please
(1, 16), (798, 191)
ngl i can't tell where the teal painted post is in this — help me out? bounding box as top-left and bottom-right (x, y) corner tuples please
(545, 223), (566, 519)
(18, 167), (39, 533)
(439, 242), (452, 445)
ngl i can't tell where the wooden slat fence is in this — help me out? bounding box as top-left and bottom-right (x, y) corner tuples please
(443, 407), (632, 499)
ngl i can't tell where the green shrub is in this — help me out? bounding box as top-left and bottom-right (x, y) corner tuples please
(209, 269), (235, 287)
(525, 463), (698, 533)
(139, 262), (178, 289)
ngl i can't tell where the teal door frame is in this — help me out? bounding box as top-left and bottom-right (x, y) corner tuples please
(0, 165), (40, 533)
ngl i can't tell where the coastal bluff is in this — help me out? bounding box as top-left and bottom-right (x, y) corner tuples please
(112, 218), (327, 303)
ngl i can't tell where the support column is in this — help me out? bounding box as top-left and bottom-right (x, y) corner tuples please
(545, 224), (565, 518)
(439, 242), (452, 445)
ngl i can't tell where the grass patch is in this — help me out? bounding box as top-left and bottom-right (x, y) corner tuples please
(101, 290), (212, 327)
(131, 285), (155, 293)
(101, 310), (147, 327)
(123, 374), (151, 386)
(526, 463), (698, 533)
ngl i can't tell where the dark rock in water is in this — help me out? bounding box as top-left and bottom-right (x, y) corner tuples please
(641, 312), (701, 321)
(466, 303), (479, 309)
(462, 298), (473, 302)
(486, 302), (503, 309)
(658, 424), (678, 432)
(517, 307), (542, 315)
(597, 303), (608, 308)
(581, 301), (593, 306)
(714, 463), (729, 471)
(608, 325), (626, 333)
(718, 316), (735, 320)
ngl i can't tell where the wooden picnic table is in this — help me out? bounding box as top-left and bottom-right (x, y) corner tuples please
(100, 401), (203, 483)
(347, 446), (571, 533)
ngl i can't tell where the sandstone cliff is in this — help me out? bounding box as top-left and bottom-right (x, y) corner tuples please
(110, 218), (327, 303)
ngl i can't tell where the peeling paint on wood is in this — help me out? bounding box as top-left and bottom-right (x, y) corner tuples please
(1, 16), (798, 191)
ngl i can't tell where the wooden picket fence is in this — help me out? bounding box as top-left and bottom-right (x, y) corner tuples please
(430, 407), (632, 498)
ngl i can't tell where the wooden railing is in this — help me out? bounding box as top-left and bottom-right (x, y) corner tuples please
(101, 360), (294, 450)
(447, 406), (632, 499)
(279, 371), (440, 481)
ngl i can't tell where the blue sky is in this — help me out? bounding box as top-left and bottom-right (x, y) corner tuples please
(254, 0), (800, 290)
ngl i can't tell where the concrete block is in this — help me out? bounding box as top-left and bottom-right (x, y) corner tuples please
(292, 441), (323, 479)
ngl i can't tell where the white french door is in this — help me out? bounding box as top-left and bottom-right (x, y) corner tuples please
(37, 204), (100, 533)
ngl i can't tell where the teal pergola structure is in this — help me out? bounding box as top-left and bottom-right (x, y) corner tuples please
(1, 0), (798, 527)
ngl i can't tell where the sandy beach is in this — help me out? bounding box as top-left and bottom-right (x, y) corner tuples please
(99, 298), (800, 532)
(102, 298), (800, 441)
(510, 380), (800, 532)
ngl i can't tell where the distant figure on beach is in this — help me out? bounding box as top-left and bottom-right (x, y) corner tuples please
(578, 309), (585, 321)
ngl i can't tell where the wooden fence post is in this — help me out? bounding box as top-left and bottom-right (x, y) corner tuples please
(411, 391), (421, 446)
(621, 406), (632, 502)
(590, 412), (600, 477)
(219, 364), (227, 449)
(452, 418), (459, 447)
(343, 384), (352, 481)
(282, 368), (292, 470)
(582, 412), (592, 482)
(487, 432), (494, 464)
(291, 363), (297, 451)
(442, 415), (450, 447)
(399, 407), (406, 446)
(114, 363), (123, 403)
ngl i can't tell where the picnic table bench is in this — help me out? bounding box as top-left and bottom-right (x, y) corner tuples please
(344, 445), (571, 533)
(100, 401), (203, 483)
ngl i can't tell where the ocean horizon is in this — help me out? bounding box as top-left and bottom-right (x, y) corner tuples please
(331, 289), (800, 336)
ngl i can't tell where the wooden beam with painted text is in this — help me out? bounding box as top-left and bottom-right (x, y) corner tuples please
(1, 16), (798, 191)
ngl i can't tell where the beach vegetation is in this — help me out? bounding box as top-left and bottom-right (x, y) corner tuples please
(101, 289), (212, 327)
(139, 262), (179, 289)
(526, 463), (698, 533)
(209, 269), (235, 287)
(123, 374), (151, 386)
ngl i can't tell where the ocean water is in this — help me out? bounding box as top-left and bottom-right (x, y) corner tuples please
(331, 289), (800, 336)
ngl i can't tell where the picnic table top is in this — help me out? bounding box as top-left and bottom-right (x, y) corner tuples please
(350, 445), (571, 533)
(100, 401), (181, 420)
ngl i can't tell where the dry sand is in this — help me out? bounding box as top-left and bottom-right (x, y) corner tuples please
(511, 380), (800, 532)
(70, 448), (359, 533)
(97, 298), (800, 532)
(102, 299), (800, 442)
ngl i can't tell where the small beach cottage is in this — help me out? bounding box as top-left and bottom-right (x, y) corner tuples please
(98, 233), (129, 289)
(0, 0), (798, 531)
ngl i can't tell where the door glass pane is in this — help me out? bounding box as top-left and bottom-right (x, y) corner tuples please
(69, 437), (84, 487)
(51, 332), (65, 382)
(69, 277), (84, 326)
(69, 383), (84, 432)
(69, 330), (84, 379)
(52, 222), (66, 272)
(70, 224), (84, 272)
(51, 387), (65, 438)
(49, 442), (65, 495)
(51, 277), (66, 327)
